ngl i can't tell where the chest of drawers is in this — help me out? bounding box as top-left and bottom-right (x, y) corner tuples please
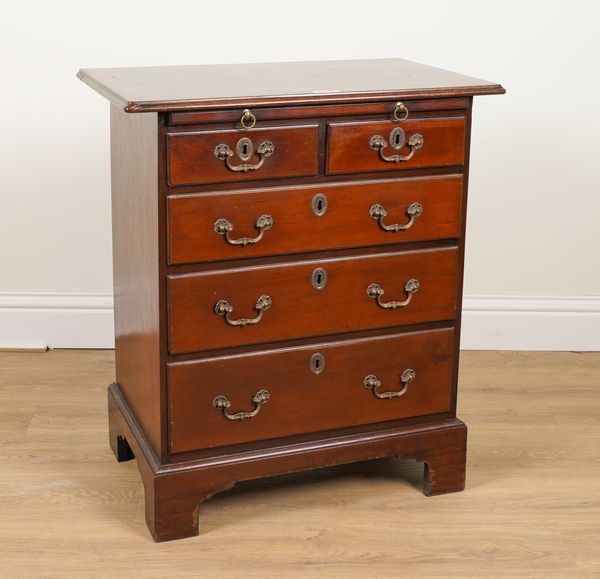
(78, 59), (504, 542)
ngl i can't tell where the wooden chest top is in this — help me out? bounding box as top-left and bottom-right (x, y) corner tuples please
(77, 58), (505, 112)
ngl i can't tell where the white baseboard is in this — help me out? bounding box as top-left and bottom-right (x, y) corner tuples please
(0, 293), (115, 350)
(461, 296), (600, 351)
(0, 292), (599, 351)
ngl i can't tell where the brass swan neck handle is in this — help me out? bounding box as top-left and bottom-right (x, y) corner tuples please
(214, 138), (275, 173)
(369, 128), (424, 163)
(212, 389), (271, 420)
(363, 369), (416, 399)
(214, 295), (272, 326)
(370, 202), (423, 232)
(366, 279), (420, 309)
(214, 214), (274, 246)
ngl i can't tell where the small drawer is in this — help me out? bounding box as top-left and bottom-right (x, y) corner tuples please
(168, 327), (455, 453)
(167, 124), (319, 186)
(167, 176), (463, 265)
(167, 247), (458, 354)
(326, 117), (466, 176)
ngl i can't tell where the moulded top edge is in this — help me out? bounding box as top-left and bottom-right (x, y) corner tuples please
(77, 58), (505, 113)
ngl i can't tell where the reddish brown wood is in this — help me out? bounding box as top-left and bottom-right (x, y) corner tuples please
(167, 98), (470, 126)
(110, 106), (162, 455)
(327, 117), (466, 175)
(109, 383), (467, 541)
(167, 176), (463, 265)
(422, 432), (467, 496)
(449, 98), (473, 416)
(77, 58), (504, 113)
(79, 59), (502, 542)
(108, 388), (134, 462)
(168, 328), (454, 453)
(168, 247), (459, 354)
(167, 125), (319, 186)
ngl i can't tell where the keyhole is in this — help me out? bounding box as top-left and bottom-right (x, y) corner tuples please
(311, 193), (328, 217)
(389, 127), (405, 150)
(310, 353), (325, 374)
(311, 267), (327, 290)
(236, 137), (253, 161)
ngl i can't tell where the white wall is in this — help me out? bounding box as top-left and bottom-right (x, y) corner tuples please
(1, 0), (599, 349)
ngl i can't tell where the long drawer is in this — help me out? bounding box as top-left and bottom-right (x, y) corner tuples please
(168, 327), (455, 453)
(167, 176), (463, 265)
(168, 247), (459, 354)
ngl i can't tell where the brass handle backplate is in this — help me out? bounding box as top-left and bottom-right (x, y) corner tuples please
(214, 137), (274, 172)
(370, 202), (423, 232)
(212, 389), (270, 420)
(369, 127), (424, 163)
(214, 295), (272, 326)
(213, 214), (274, 246)
(363, 369), (416, 399)
(366, 279), (420, 309)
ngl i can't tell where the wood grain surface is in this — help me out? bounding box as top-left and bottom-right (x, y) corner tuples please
(167, 124), (319, 186)
(167, 247), (459, 354)
(167, 98), (470, 126)
(327, 117), (466, 175)
(77, 58), (505, 112)
(1, 349), (598, 577)
(167, 176), (463, 265)
(168, 328), (455, 453)
(110, 106), (162, 455)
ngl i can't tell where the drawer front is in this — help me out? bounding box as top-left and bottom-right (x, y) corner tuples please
(168, 328), (455, 453)
(167, 125), (319, 186)
(168, 247), (458, 354)
(167, 176), (463, 265)
(327, 117), (466, 175)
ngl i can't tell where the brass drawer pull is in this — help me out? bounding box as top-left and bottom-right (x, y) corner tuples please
(393, 101), (409, 122)
(212, 389), (270, 420)
(370, 202), (423, 232)
(369, 127), (424, 163)
(366, 279), (420, 309)
(213, 214), (274, 246)
(363, 369), (416, 399)
(240, 108), (257, 129)
(214, 137), (275, 173)
(214, 295), (272, 326)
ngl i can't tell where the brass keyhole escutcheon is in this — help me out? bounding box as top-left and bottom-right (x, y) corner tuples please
(390, 127), (406, 150)
(236, 137), (254, 162)
(311, 267), (327, 290)
(310, 353), (325, 374)
(312, 193), (328, 217)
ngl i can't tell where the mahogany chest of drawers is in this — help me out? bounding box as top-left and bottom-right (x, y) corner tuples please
(78, 59), (504, 542)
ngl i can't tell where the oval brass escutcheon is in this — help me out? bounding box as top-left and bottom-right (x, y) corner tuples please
(310, 353), (325, 374)
(236, 137), (254, 162)
(390, 126), (406, 150)
(311, 267), (327, 290)
(312, 193), (328, 217)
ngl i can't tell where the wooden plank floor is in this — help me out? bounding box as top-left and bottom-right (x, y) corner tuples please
(1, 350), (599, 578)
